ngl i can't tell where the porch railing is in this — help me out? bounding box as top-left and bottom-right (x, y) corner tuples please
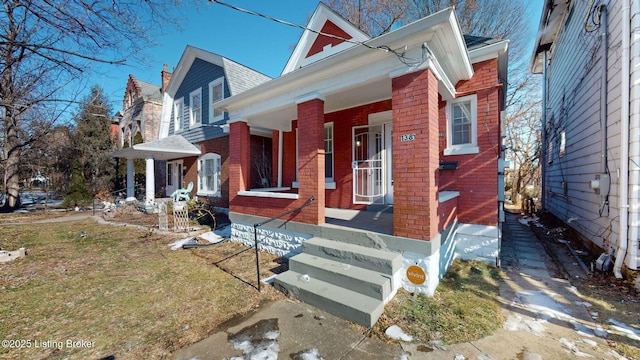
(253, 196), (315, 291)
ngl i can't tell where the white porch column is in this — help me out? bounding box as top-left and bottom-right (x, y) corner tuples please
(145, 156), (155, 205)
(126, 158), (134, 199)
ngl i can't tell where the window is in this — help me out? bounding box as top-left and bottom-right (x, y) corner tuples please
(198, 153), (221, 197)
(324, 123), (334, 179)
(444, 94), (478, 155)
(173, 98), (184, 132)
(189, 89), (202, 126)
(209, 78), (225, 122)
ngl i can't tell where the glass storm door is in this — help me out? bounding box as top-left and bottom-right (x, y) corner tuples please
(353, 124), (389, 204)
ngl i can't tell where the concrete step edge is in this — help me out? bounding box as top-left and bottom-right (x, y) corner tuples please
(289, 253), (391, 300)
(274, 270), (384, 328)
(303, 237), (402, 275)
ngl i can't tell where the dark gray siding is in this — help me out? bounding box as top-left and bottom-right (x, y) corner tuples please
(169, 58), (230, 142)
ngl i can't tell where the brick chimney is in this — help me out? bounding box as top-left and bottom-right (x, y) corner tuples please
(161, 64), (172, 94)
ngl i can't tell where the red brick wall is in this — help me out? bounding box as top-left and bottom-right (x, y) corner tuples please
(392, 68), (440, 240)
(277, 100), (391, 210)
(296, 99), (325, 224)
(194, 136), (230, 208)
(325, 100), (392, 209)
(438, 59), (501, 226)
(229, 121), (251, 208)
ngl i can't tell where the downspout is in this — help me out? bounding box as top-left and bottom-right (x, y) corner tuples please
(627, 0), (640, 270)
(614, 0), (631, 278)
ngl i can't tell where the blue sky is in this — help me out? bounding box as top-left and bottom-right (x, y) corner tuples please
(95, 0), (544, 113)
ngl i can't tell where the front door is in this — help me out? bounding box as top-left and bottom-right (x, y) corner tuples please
(352, 123), (393, 205)
(166, 160), (183, 196)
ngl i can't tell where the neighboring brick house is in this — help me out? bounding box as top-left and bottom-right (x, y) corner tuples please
(216, 4), (508, 326)
(114, 68), (168, 196)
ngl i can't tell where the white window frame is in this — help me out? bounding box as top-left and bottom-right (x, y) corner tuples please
(173, 97), (184, 132)
(209, 77), (225, 122)
(189, 89), (202, 126)
(292, 125), (337, 190)
(197, 153), (221, 197)
(324, 122), (334, 181)
(444, 94), (479, 156)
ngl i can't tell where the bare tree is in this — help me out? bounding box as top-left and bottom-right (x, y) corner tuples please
(324, 0), (410, 36)
(0, 0), (183, 211)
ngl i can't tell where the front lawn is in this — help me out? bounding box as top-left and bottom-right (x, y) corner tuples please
(0, 216), (283, 359)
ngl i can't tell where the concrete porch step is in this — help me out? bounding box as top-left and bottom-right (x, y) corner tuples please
(274, 270), (384, 328)
(288, 253), (392, 301)
(302, 237), (402, 275)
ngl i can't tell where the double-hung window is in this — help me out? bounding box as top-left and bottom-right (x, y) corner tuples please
(324, 123), (334, 180)
(197, 153), (221, 197)
(173, 98), (184, 132)
(444, 94), (479, 155)
(209, 77), (225, 122)
(189, 89), (202, 126)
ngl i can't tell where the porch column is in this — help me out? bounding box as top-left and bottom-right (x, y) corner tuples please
(145, 156), (154, 205)
(126, 158), (134, 199)
(391, 68), (440, 240)
(229, 120), (250, 204)
(296, 95), (325, 224)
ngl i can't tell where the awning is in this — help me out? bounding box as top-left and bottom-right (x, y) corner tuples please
(110, 135), (201, 160)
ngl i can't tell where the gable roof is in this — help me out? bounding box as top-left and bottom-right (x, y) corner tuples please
(217, 7), (479, 132)
(159, 45), (271, 138)
(164, 45), (271, 98)
(135, 79), (162, 101)
(281, 2), (371, 75)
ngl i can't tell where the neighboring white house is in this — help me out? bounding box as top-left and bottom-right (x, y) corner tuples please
(530, 0), (640, 277)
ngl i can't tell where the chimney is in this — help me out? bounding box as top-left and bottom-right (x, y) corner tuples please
(161, 64), (172, 94)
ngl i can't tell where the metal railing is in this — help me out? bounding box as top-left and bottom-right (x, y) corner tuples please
(253, 196), (315, 291)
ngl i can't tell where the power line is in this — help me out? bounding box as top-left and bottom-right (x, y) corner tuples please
(208, 0), (426, 67)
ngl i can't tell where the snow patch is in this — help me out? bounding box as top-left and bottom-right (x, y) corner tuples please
(503, 314), (547, 336)
(385, 325), (413, 342)
(293, 348), (325, 360)
(559, 338), (594, 357)
(608, 318), (640, 341)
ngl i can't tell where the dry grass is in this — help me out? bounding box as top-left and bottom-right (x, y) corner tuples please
(0, 213), (285, 359)
(371, 260), (504, 346)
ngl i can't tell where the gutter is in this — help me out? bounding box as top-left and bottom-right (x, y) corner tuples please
(614, 0), (631, 278)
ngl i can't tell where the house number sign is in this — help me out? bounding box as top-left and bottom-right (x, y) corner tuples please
(400, 133), (416, 142)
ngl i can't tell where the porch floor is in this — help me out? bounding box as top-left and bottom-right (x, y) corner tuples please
(324, 206), (393, 235)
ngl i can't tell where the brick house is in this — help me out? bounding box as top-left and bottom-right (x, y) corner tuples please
(114, 71), (168, 196)
(216, 4), (508, 326)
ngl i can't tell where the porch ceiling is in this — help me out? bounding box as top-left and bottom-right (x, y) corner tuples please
(110, 134), (201, 160)
(246, 77), (391, 131)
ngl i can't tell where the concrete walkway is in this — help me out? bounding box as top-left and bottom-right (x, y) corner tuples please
(173, 212), (623, 360)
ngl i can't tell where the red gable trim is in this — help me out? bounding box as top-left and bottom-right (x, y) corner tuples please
(306, 20), (354, 58)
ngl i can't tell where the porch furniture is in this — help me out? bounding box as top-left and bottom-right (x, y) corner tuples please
(173, 182), (193, 202)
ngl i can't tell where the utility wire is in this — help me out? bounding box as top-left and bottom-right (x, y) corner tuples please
(208, 0), (426, 67)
